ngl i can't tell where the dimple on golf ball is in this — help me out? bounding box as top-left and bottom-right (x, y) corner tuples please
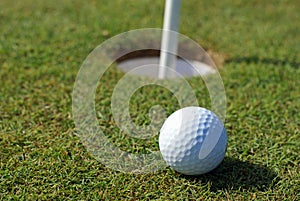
(159, 106), (227, 175)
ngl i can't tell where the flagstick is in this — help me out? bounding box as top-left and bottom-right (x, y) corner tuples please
(158, 0), (181, 79)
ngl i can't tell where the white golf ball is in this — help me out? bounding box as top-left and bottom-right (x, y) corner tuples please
(159, 106), (227, 175)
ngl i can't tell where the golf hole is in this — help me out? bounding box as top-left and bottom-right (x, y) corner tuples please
(116, 49), (220, 78)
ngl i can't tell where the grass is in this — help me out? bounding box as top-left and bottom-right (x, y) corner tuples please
(0, 0), (299, 200)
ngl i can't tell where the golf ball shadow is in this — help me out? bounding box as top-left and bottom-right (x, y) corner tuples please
(180, 157), (279, 192)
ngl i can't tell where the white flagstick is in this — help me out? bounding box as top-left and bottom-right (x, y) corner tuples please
(158, 0), (181, 79)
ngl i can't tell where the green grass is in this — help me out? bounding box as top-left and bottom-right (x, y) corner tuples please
(0, 0), (299, 200)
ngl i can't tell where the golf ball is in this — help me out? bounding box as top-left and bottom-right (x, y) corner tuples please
(159, 106), (227, 175)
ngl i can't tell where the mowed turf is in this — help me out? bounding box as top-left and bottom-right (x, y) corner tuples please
(0, 0), (299, 200)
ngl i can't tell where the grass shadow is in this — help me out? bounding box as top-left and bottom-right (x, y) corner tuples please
(181, 157), (279, 192)
(226, 56), (299, 68)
